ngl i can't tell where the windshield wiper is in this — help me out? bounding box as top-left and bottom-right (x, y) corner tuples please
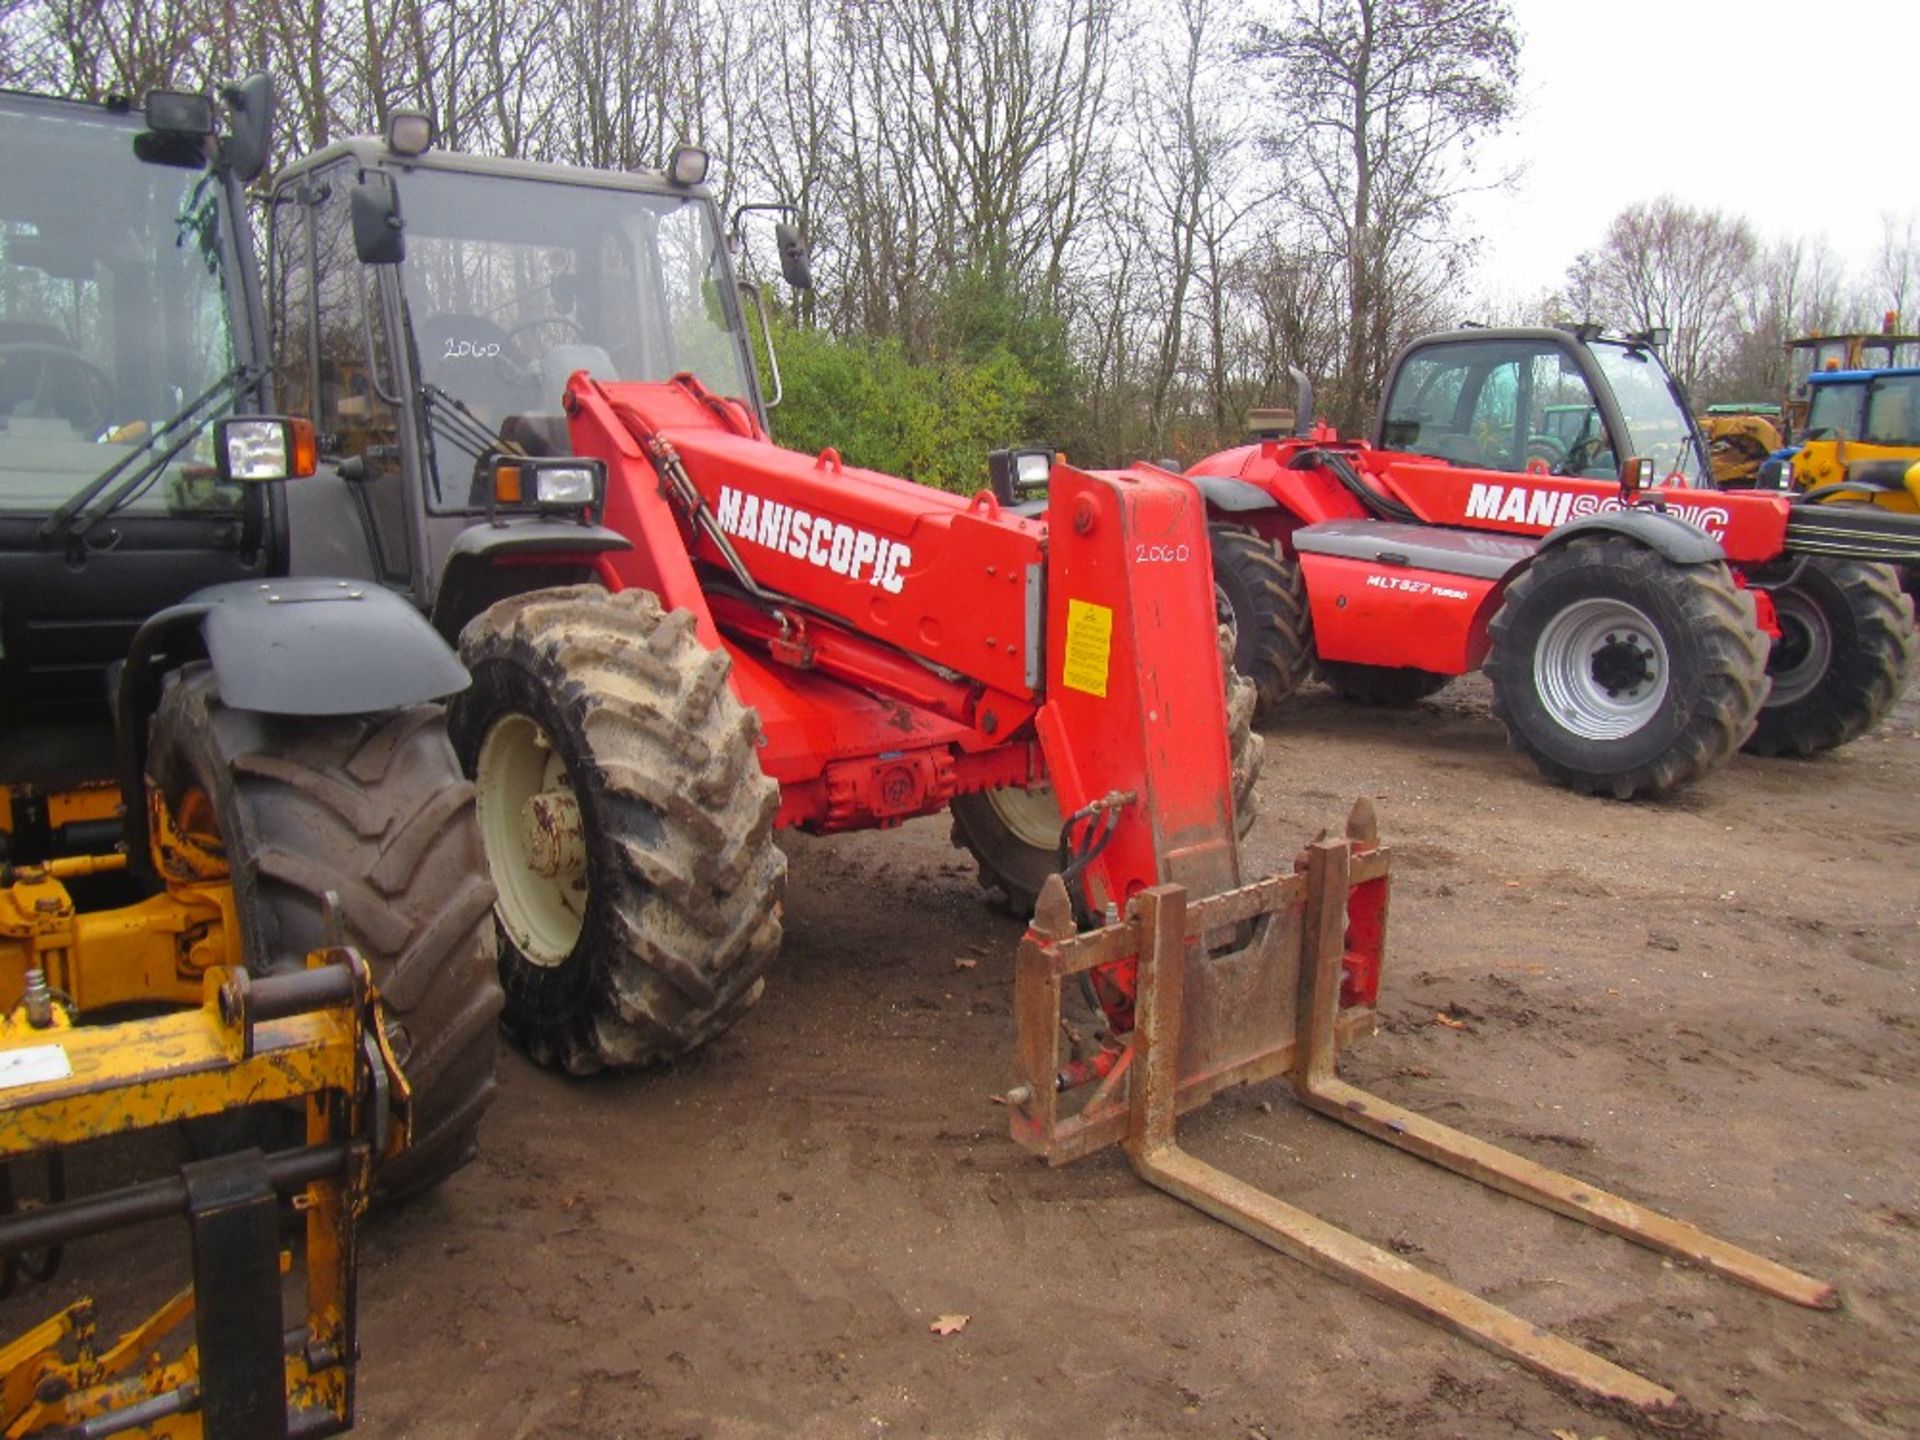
(38, 364), (257, 542)
(420, 383), (522, 504)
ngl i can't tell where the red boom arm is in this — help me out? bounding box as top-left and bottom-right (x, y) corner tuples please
(559, 373), (1242, 986)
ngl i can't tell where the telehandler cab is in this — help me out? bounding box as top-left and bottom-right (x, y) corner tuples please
(270, 122), (1838, 1412)
(1, 80), (501, 1436)
(1193, 326), (1918, 797)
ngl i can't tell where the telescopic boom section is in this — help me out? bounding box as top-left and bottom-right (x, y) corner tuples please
(563, 373), (1241, 951)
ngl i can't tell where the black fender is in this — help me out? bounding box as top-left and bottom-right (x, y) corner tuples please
(1537, 507), (1726, 566)
(429, 521), (632, 642)
(1188, 473), (1282, 516)
(115, 577), (472, 870)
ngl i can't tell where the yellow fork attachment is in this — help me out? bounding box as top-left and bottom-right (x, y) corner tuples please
(1006, 802), (1836, 1413)
(1, 947), (405, 1438)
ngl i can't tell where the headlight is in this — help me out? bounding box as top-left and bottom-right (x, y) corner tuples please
(215, 417), (317, 482)
(534, 465), (598, 505)
(1013, 451), (1052, 491)
(488, 455), (605, 516)
(986, 445), (1057, 506)
(667, 145), (710, 187)
(144, 89), (214, 137)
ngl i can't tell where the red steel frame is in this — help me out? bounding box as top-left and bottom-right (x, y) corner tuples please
(1193, 434), (1796, 673)
(542, 372), (1240, 966)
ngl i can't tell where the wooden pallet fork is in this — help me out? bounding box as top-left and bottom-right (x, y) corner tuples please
(1004, 800), (1836, 1411)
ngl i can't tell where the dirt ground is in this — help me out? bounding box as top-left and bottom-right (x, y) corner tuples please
(20, 673), (1920, 1438)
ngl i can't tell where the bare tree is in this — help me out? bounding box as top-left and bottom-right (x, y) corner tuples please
(1134, 0), (1230, 452)
(1585, 196), (1757, 395)
(1875, 211), (1917, 327)
(1705, 236), (1853, 403)
(1244, 0), (1518, 430)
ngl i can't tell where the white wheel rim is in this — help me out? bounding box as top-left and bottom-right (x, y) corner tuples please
(985, 783), (1062, 851)
(1534, 597), (1670, 740)
(1765, 590), (1832, 706)
(476, 712), (587, 967)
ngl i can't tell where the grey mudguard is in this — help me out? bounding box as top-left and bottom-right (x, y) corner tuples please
(441, 520), (632, 563)
(195, 578), (471, 713)
(1293, 518), (1534, 580)
(1188, 474), (1280, 513)
(1540, 506), (1726, 565)
(429, 520), (631, 638)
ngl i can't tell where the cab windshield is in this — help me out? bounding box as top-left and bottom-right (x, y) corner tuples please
(1805, 379), (1867, 439)
(392, 168), (753, 507)
(1588, 342), (1707, 486)
(0, 103), (239, 516)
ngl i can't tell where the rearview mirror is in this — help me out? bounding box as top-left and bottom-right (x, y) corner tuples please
(350, 172), (405, 265)
(774, 222), (812, 291)
(219, 73), (276, 184)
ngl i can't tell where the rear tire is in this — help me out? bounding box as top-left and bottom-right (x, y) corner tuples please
(1744, 558), (1916, 757)
(953, 630), (1262, 916)
(451, 586), (784, 1075)
(1485, 537), (1769, 799)
(1318, 660), (1451, 707)
(1210, 525), (1312, 721)
(147, 666), (502, 1201)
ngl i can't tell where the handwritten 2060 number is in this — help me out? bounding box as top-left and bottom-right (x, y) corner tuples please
(1135, 543), (1191, 563)
(444, 338), (503, 359)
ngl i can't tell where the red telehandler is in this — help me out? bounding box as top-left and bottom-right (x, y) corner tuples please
(1191, 327), (1919, 798)
(266, 123), (1836, 1414)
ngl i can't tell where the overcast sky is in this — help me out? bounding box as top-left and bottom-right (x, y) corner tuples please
(1456, 0), (1919, 313)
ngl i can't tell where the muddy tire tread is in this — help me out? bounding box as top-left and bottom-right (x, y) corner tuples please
(1744, 559), (1917, 758)
(453, 586), (784, 1076)
(150, 667), (502, 1201)
(1485, 538), (1769, 800)
(1210, 526), (1312, 721)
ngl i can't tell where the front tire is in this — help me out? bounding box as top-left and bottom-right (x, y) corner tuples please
(1485, 537), (1769, 799)
(147, 666), (502, 1201)
(451, 586), (784, 1075)
(1744, 558), (1916, 757)
(1210, 525), (1313, 721)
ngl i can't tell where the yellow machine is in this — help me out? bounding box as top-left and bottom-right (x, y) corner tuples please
(1768, 325), (1920, 521)
(2, 950), (405, 1437)
(1698, 406), (1785, 486)
(1783, 323), (1920, 437)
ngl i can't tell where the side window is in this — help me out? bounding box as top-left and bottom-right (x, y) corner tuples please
(1381, 354), (1468, 453)
(1864, 377), (1919, 447)
(1465, 360), (1520, 470)
(272, 174), (400, 467)
(1804, 382), (1860, 439)
(269, 184), (315, 423)
(269, 171), (408, 578)
(654, 202), (747, 395)
(313, 187), (400, 480)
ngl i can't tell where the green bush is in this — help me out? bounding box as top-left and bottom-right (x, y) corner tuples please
(765, 320), (1046, 494)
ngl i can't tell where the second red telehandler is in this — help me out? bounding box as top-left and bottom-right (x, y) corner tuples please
(1192, 327), (1919, 799)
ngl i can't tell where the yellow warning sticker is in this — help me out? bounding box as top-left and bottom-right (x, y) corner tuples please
(1061, 598), (1113, 698)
